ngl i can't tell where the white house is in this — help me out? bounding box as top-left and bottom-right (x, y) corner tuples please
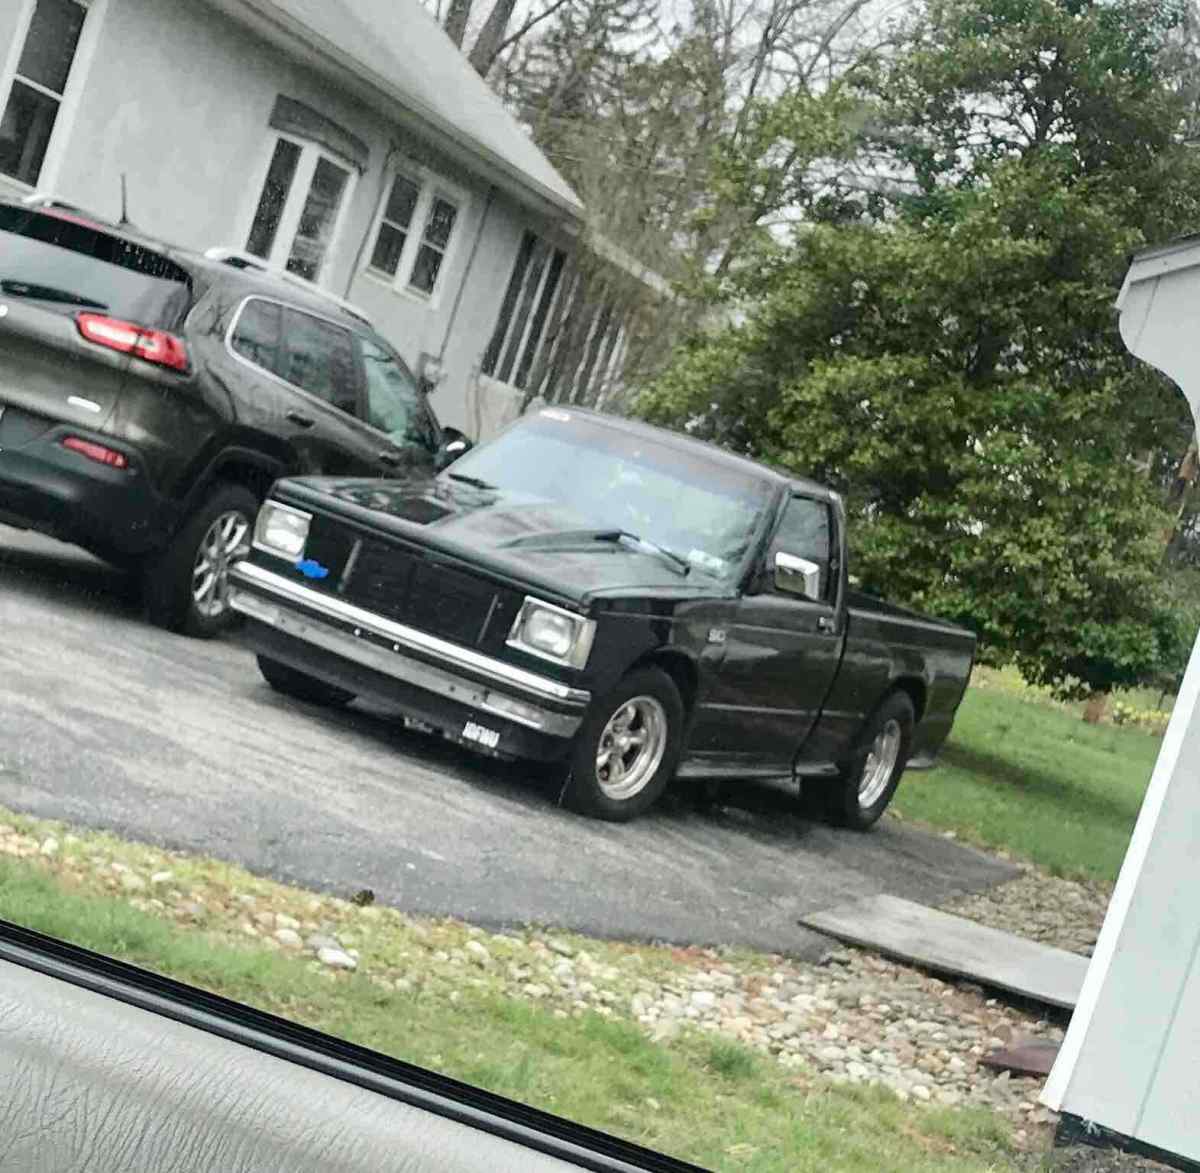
(0, 0), (645, 437)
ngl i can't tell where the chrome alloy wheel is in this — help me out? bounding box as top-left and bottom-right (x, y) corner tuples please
(858, 718), (902, 809)
(595, 696), (669, 801)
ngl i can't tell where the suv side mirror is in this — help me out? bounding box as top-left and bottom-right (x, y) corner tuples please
(775, 551), (822, 601)
(435, 427), (473, 471)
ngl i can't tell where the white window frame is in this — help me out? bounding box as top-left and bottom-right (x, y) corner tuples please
(240, 131), (359, 289)
(0, 0), (105, 194)
(363, 164), (467, 307)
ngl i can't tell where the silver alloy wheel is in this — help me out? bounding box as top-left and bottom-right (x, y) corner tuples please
(858, 718), (902, 809)
(595, 695), (669, 801)
(192, 510), (251, 619)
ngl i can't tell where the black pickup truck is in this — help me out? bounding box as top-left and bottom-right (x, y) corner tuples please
(229, 408), (976, 825)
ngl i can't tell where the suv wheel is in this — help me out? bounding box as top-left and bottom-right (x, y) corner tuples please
(144, 483), (258, 638)
(563, 666), (684, 822)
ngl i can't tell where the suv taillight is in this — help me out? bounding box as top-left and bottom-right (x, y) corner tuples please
(76, 312), (189, 373)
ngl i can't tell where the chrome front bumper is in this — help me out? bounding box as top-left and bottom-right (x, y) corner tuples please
(228, 561), (588, 739)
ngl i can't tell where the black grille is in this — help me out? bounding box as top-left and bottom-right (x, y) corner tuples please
(341, 538), (514, 649)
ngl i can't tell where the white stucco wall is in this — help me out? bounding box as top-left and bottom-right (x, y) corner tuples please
(1, 0), (554, 436)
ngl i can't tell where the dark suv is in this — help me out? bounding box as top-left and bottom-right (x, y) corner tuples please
(0, 198), (467, 635)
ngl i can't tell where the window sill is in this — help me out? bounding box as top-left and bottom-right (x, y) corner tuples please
(360, 268), (443, 312)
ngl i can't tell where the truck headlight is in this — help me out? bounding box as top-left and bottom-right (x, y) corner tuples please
(507, 598), (595, 669)
(253, 501), (312, 561)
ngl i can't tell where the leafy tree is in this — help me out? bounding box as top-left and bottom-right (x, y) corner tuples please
(639, 0), (1200, 699)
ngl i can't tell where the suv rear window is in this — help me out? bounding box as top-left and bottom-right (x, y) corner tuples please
(0, 204), (193, 329)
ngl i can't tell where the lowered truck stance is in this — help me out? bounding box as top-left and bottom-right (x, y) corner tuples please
(229, 408), (976, 824)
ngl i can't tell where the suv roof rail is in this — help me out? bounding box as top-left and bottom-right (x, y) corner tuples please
(203, 246), (374, 328)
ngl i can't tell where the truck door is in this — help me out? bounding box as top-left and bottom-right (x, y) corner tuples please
(707, 493), (844, 771)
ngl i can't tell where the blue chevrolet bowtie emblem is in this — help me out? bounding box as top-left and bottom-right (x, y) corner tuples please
(295, 558), (330, 580)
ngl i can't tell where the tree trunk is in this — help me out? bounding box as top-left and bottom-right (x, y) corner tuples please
(469, 0), (519, 76)
(1083, 691), (1109, 724)
(443, 0), (473, 47)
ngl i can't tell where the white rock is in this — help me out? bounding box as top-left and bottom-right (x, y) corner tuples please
(120, 873), (147, 892)
(690, 990), (718, 1009)
(275, 913), (301, 932)
(466, 940), (492, 967)
(274, 928), (303, 949)
(150, 871), (173, 885)
(911, 1085), (931, 1102)
(39, 837), (59, 856)
(318, 947), (357, 971)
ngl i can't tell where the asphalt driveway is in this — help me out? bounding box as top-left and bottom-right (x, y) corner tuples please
(0, 525), (1016, 960)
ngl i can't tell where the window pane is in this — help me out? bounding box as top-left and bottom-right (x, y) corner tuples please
(246, 139), (301, 260)
(279, 309), (358, 414)
(515, 249), (566, 390)
(423, 197), (457, 249)
(408, 244), (444, 295)
(287, 157), (350, 282)
(771, 498), (832, 598)
(230, 300), (282, 371)
(360, 337), (434, 452)
(18, 0), (86, 95)
(383, 176), (419, 229)
(0, 81), (60, 186)
(369, 222), (406, 276)
(482, 231), (536, 376)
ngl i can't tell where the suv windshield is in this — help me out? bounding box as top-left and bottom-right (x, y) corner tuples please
(445, 411), (775, 580)
(0, 205), (193, 328)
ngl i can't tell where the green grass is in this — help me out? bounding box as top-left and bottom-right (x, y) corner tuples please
(893, 685), (1162, 883)
(0, 856), (1023, 1172)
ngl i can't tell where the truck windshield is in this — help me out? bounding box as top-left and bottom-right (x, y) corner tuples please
(443, 410), (775, 581)
(0, 206), (193, 329)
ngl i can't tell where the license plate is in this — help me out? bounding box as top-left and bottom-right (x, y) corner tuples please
(462, 721), (500, 750)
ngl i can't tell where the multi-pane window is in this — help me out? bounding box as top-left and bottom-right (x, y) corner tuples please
(0, 0), (88, 186)
(245, 135), (354, 285)
(482, 230), (570, 393)
(366, 171), (461, 299)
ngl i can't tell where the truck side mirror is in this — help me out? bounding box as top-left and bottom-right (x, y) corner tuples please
(435, 428), (472, 471)
(775, 551), (822, 601)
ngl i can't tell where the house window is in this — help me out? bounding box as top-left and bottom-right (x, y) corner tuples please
(245, 135), (355, 285)
(0, 0), (89, 186)
(482, 230), (569, 392)
(366, 170), (462, 300)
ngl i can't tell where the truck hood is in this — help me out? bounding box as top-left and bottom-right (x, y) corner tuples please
(275, 475), (734, 606)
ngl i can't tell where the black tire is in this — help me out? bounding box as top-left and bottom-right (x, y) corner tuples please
(256, 655), (356, 708)
(824, 690), (915, 830)
(563, 666), (685, 822)
(143, 483), (259, 638)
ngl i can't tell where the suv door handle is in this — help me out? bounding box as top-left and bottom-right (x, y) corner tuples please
(286, 410), (315, 428)
(378, 450), (403, 467)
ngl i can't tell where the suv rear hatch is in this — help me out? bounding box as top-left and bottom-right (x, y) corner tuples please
(0, 204), (193, 447)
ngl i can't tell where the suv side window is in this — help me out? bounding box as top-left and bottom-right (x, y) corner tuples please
(229, 298), (282, 370)
(278, 307), (359, 415)
(768, 495), (833, 601)
(358, 336), (438, 454)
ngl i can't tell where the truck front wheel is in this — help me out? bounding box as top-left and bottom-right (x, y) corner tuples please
(825, 690), (915, 830)
(563, 667), (684, 822)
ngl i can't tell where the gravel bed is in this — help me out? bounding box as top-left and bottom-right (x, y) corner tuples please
(0, 814), (1118, 1154)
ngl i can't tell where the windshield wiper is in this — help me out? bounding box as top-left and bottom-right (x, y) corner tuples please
(0, 279), (108, 310)
(504, 528), (690, 577)
(444, 471), (497, 491)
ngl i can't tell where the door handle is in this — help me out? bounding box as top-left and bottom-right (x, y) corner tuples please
(378, 450), (403, 467)
(817, 615), (837, 633)
(286, 410), (315, 428)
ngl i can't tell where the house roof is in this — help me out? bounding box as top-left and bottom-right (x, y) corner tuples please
(212, 0), (583, 220)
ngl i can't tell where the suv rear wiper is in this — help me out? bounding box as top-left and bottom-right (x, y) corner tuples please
(503, 528), (690, 576)
(444, 471), (497, 491)
(0, 279), (108, 310)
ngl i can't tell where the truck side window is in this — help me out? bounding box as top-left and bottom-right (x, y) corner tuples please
(769, 496), (832, 600)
